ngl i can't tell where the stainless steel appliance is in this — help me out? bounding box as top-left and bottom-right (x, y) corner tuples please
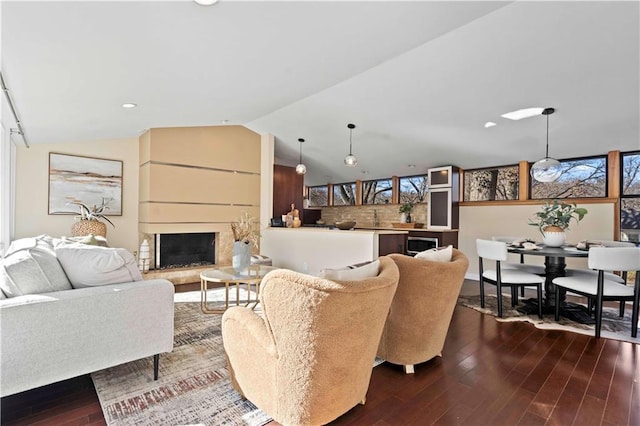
(406, 236), (438, 256)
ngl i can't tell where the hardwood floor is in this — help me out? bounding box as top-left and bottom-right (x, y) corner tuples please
(2, 289), (639, 425)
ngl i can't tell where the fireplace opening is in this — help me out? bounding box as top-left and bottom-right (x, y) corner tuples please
(155, 232), (215, 269)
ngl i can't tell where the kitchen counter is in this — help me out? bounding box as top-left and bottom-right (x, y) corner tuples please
(261, 227), (407, 275)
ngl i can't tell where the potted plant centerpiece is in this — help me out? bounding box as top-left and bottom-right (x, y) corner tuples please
(399, 202), (414, 223)
(230, 212), (260, 272)
(67, 197), (115, 237)
(529, 200), (588, 247)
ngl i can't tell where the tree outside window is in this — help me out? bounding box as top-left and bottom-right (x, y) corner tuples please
(621, 151), (640, 244)
(531, 157), (606, 199)
(463, 166), (519, 201)
(399, 175), (428, 204)
(308, 186), (328, 207)
(362, 179), (392, 204)
(333, 183), (356, 206)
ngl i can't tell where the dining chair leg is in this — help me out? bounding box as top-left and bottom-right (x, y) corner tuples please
(511, 286), (518, 306)
(554, 286), (561, 322)
(479, 277), (485, 308)
(537, 285), (543, 319)
(497, 282), (503, 318)
(595, 291), (603, 339)
(619, 301), (625, 318)
(520, 286), (525, 297)
(632, 291), (639, 338)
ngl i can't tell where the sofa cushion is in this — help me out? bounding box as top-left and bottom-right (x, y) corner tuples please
(415, 245), (453, 262)
(319, 259), (380, 281)
(55, 244), (143, 288)
(0, 237), (73, 297)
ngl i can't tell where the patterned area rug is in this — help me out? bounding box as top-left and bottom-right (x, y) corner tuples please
(458, 293), (640, 344)
(91, 289), (272, 426)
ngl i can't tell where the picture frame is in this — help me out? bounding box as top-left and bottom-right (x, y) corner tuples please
(48, 152), (123, 215)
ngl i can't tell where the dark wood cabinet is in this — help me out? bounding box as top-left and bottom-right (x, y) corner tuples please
(379, 233), (407, 256)
(408, 230), (458, 248)
(273, 165), (304, 222)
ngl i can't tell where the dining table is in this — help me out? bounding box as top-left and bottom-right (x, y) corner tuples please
(507, 244), (591, 322)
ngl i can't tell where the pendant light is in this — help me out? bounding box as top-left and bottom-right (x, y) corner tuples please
(295, 138), (307, 175)
(344, 123), (358, 167)
(530, 107), (562, 183)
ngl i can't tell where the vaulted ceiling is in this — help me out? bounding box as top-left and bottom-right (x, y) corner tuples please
(2, 1), (638, 185)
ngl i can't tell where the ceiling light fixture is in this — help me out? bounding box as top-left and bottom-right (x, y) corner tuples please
(295, 138), (307, 175)
(194, 0), (218, 5)
(530, 107), (562, 183)
(501, 107), (544, 121)
(121, 103), (137, 109)
(344, 123), (358, 167)
(484, 121), (497, 128)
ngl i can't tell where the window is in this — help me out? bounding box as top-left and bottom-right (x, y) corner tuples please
(308, 185), (328, 207)
(362, 179), (392, 204)
(399, 175), (428, 203)
(531, 156), (607, 199)
(621, 151), (640, 244)
(463, 166), (519, 201)
(332, 182), (356, 206)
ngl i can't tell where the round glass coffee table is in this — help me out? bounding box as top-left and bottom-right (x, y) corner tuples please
(200, 265), (278, 314)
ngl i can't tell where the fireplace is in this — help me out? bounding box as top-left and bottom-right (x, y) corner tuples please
(154, 232), (216, 269)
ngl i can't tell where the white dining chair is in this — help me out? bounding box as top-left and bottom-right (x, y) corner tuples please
(565, 240), (635, 316)
(477, 239), (544, 318)
(553, 246), (640, 338)
(492, 236), (546, 300)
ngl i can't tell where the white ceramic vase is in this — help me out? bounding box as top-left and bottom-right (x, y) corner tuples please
(400, 212), (407, 223)
(542, 230), (566, 247)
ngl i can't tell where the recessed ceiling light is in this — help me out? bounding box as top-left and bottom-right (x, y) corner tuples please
(221, 119), (229, 124)
(501, 107), (544, 121)
(121, 103), (137, 109)
(361, 170), (369, 175)
(484, 121), (497, 128)
(194, 0), (218, 5)
(407, 164), (416, 168)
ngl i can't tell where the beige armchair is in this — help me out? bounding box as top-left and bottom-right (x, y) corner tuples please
(377, 250), (469, 374)
(222, 256), (399, 426)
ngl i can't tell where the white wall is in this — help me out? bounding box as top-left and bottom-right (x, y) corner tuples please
(459, 202), (616, 279)
(14, 138), (139, 252)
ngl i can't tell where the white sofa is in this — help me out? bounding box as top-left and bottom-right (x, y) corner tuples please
(0, 235), (175, 397)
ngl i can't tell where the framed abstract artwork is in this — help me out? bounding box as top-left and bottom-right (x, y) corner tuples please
(48, 153), (123, 215)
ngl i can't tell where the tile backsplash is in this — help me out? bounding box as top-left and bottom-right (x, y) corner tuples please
(319, 204), (427, 228)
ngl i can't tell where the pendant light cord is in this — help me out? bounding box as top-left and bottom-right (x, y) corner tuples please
(298, 138), (304, 163)
(349, 128), (353, 156)
(545, 112), (550, 158)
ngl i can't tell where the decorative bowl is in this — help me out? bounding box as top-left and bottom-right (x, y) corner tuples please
(334, 220), (356, 230)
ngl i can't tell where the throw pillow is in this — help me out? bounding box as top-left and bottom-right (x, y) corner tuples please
(55, 244), (143, 288)
(0, 237), (73, 297)
(415, 245), (453, 262)
(319, 259), (380, 281)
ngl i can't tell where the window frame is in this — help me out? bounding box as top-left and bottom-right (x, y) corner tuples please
(361, 178), (393, 205)
(529, 154), (608, 200)
(462, 164), (520, 202)
(331, 182), (357, 206)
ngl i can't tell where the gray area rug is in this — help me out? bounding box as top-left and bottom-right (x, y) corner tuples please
(459, 293), (640, 344)
(92, 289), (272, 426)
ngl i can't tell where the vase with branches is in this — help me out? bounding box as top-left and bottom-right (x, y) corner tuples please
(399, 202), (414, 223)
(230, 212), (259, 272)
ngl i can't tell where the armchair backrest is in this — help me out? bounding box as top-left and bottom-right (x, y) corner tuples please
(258, 256), (399, 423)
(379, 249), (469, 366)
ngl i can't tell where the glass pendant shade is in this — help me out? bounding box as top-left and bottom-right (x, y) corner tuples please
(296, 138), (306, 175)
(344, 123), (357, 167)
(530, 157), (562, 182)
(344, 154), (358, 167)
(531, 107), (562, 183)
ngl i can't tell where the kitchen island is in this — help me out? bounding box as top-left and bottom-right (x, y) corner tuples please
(261, 227), (407, 276)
